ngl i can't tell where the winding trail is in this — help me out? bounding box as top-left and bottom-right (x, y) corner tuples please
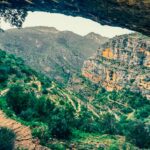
(0, 111), (50, 150)
(106, 95), (135, 120)
(107, 95), (132, 109)
(76, 99), (81, 115)
(62, 91), (77, 110)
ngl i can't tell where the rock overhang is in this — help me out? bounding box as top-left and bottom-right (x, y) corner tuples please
(0, 0), (150, 36)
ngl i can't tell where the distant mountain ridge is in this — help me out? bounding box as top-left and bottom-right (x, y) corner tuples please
(0, 26), (108, 83)
(85, 32), (107, 44)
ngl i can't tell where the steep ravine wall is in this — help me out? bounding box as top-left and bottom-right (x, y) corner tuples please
(82, 33), (150, 99)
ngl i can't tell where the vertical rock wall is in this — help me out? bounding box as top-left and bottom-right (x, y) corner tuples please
(82, 33), (150, 99)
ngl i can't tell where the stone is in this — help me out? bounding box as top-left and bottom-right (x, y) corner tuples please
(0, 0), (150, 36)
(82, 33), (150, 99)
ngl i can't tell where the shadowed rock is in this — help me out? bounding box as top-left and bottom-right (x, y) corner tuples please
(0, 0), (150, 36)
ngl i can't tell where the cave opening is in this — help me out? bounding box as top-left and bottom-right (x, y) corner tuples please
(0, 2), (150, 150)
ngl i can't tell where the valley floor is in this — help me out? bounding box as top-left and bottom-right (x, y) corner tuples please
(0, 50), (149, 150)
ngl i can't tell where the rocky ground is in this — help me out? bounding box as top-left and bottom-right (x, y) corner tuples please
(0, 111), (49, 150)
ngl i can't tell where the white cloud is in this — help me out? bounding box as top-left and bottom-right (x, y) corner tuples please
(1, 11), (134, 38)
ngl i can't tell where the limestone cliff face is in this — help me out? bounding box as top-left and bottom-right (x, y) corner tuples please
(82, 33), (150, 99)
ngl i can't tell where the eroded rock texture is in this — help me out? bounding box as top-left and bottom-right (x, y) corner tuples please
(82, 33), (150, 99)
(0, 0), (150, 35)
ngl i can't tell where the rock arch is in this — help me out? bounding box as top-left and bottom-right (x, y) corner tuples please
(0, 0), (150, 36)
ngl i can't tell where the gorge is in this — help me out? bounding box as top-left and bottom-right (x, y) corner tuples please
(0, 1), (150, 150)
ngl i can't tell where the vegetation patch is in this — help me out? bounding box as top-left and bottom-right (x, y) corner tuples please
(0, 49), (150, 149)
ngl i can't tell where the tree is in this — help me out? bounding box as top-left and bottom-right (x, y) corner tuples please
(0, 8), (27, 27)
(50, 114), (72, 139)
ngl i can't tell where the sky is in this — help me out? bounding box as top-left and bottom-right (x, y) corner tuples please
(1, 11), (133, 38)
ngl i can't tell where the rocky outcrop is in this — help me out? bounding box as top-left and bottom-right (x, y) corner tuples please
(82, 33), (150, 99)
(0, 0), (150, 36)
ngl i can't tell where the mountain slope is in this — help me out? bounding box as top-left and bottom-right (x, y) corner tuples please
(0, 26), (108, 83)
(0, 49), (150, 149)
(0, 49), (104, 149)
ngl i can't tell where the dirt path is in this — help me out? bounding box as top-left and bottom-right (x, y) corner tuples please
(76, 99), (81, 115)
(47, 82), (56, 91)
(107, 107), (120, 120)
(107, 95), (132, 109)
(62, 92), (77, 110)
(0, 88), (9, 96)
(86, 103), (100, 118)
(0, 111), (49, 150)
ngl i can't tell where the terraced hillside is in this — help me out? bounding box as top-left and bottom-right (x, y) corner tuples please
(0, 49), (150, 149)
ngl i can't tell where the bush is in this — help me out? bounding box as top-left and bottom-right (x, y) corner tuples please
(32, 126), (50, 145)
(125, 121), (150, 148)
(77, 108), (100, 133)
(34, 97), (54, 119)
(19, 108), (37, 121)
(109, 142), (119, 150)
(121, 107), (132, 114)
(135, 105), (150, 119)
(50, 115), (72, 139)
(0, 50), (6, 59)
(100, 113), (119, 135)
(49, 106), (74, 139)
(48, 143), (66, 150)
(127, 93), (149, 109)
(6, 84), (36, 115)
(0, 127), (16, 150)
(0, 66), (9, 82)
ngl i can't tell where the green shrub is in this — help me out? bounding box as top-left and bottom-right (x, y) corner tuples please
(6, 84), (36, 115)
(0, 66), (9, 82)
(34, 97), (54, 119)
(130, 79), (135, 84)
(135, 105), (150, 119)
(0, 127), (16, 150)
(109, 142), (119, 150)
(48, 143), (66, 150)
(125, 121), (150, 148)
(32, 126), (50, 145)
(50, 115), (72, 139)
(0, 50), (6, 59)
(19, 108), (37, 121)
(121, 107), (132, 114)
(49, 107), (74, 139)
(100, 113), (119, 135)
(76, 108), (100, 133)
